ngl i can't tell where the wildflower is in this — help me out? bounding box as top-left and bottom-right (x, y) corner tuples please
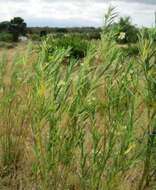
(118, 32), (126, 40)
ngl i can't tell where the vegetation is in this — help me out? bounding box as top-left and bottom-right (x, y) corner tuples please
(0, 17), (27, 42)
(43, 34), (89, 60)
(0, 7), (156, 190)
(0, 32), (13, 42)
(113, 16), (139, 44)
(28, 27), (101, 40)
(9, 17), (27, 42)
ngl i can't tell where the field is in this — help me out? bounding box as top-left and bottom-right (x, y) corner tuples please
(0, 11), (156, 190)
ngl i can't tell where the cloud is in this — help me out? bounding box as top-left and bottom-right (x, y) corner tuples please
(118, 0), (156, 5)
(2, 0), (156, 4)
(0, 0), (155, 27)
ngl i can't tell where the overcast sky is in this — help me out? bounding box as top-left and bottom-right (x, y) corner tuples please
(0, 0), (156, 27)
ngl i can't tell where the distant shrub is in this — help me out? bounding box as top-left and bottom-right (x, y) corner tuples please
(86, 32), (101, 40)
(31, 33), (41, 41)
(40, 30), (47, 37)
(44, 34), (89, 60)
(0, 32), (13, 42)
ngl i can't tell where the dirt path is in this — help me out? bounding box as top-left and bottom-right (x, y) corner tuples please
(0, 43), (28, 63)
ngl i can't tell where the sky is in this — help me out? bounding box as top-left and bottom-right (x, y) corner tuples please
(0, 0), (156, 27)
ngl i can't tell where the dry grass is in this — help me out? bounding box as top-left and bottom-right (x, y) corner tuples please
(0, 30), (155, 190)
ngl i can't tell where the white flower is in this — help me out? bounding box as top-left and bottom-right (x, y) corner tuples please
(118, 32), (126, 40)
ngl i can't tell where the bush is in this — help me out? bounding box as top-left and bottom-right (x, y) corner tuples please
(0, 32), (13, 42)
(31, 33), (41, 41)
(141, 27), (156, 41)
(86, 32), (101, 40)
(120, 44), (139, 56)
(111, 17), (139, 44)
(44, 34), (89, 60)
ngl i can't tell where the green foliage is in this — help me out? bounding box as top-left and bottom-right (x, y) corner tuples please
(137, 31), (156, 190)
(86, 31), (101, 40)
(141, 27), (156, 41)
(0, 32), (13, 42)
(44, 34), (89, 60)
(104, 6), (118, 31)
(0, 17), (27, 42)
(31, 33), (41, 41)
(0, 21), (10, 32)
(0, 7), (156, 190)
(113, 17), (138, 44)
(103, 7), (138, 44)
(28, 26), (101, 39)
(120, 44), (139, 56)
(9, 17), (27, 42)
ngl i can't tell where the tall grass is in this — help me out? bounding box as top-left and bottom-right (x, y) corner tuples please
(0, 8), (156, 190)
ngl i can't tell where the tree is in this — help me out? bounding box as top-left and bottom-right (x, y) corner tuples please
(0, 21), (10, 32)
(9, 17), (27, 42)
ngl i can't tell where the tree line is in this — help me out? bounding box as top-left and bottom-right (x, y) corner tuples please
(0, 15), (154, 44)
